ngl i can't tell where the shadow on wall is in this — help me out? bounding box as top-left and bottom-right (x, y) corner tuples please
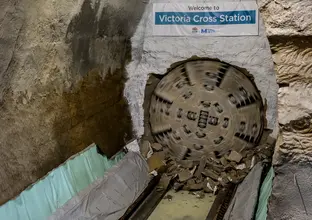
(54, 0), (147, 159)
(66, 0), (133, 75)
(53, 68), (133, 160)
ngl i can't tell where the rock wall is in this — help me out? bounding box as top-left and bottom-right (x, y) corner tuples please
(0, 0), (146, 205)
(259, 0), (312, 219)
(0, 0), (311, 214)
(259, 0), (312, 166)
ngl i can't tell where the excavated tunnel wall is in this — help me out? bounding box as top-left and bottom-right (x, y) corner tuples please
(0, 0), (146, 205)
(259, 0), (312, 219)
(0, 1), (312, 219)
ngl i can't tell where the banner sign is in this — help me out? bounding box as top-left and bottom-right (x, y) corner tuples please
(153, 2), (259, 36)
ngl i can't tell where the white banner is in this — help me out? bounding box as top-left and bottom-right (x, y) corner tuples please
(153, 2), (259, 36)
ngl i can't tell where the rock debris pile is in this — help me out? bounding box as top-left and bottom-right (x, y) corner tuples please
(141, 138), (275, 194)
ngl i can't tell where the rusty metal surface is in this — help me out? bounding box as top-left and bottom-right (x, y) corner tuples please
(149, 60), (264, 156)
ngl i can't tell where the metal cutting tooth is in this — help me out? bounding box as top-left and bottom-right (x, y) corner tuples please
(185, 62), (199, 85)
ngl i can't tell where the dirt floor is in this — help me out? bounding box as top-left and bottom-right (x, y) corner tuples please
(148, 190), (215, 220)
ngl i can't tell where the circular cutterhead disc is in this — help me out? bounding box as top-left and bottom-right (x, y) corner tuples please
(149, 60), (264, 157)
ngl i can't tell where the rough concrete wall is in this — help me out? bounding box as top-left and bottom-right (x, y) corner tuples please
(126, 0), (278, 142)
(0, 0), (146, 204)
(259, 0), (312, 165)
(259, 0), (312, 219)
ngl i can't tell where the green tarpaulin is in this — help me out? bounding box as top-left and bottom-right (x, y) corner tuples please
(0, 144), (124, 220)
(256, 167), (275, 220)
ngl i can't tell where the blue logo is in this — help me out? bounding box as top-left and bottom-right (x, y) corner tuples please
(201, 28), (216, 34)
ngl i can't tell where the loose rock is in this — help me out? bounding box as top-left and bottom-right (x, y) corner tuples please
(250, 156), (258, 169)
(219, 172), (230, 186)
(220, 157), (228, 166)
(236, 163), (246, 170)
(146, 136), (275, 196)
(195, 156), (206, 178)
(202, 169), (220, 181)
(228, 150), (243, 163)
(141, 140), (153, 159)
(163, 194), (173, 201)
(178, 170), (193, 182)
(177, 160), (194, 169)
(206, 177), (219, 192)
(151, 143), (163, 151)
(194, 191), (205, 199)
(187, 179), (203, 191)
(173, 182), (184, 191)
(243, 157), (252, 169)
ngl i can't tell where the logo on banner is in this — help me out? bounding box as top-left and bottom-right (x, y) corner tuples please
(201, 28), (216, 34)
(192, 27), (198, 33)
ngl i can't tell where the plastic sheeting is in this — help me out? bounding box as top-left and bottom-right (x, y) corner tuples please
(0, 144), (124, 220)
(49, 151), (150, 220)
(223, 162), (264, 220)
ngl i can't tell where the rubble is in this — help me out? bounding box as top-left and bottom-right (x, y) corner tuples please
(201, 169), (220, 181)
(176, 160), (194, 169)
(243, 157), (252, 169)
(185, 179), (203, 191)
(203, 181), (213, 193)
(193, 191), (205, 199)
(178, 170), (193, 182)
(220, 157), (228, 166)
(236, 163), (246, 170)
(151, 143), (163, 151)
(206, 178), (219, 192)
(142, 136), (275, 196)
(195, 156), (206, 178)
(173, 182), (184, 191)
(141, 140), (153, 159)
(163, 194), (173, 201)
(227, 150), (243, 163)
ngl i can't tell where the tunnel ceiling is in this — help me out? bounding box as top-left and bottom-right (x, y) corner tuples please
(149, 60), (264, 156)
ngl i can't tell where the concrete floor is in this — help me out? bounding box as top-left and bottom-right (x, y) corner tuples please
(148, 190), (216, 220)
